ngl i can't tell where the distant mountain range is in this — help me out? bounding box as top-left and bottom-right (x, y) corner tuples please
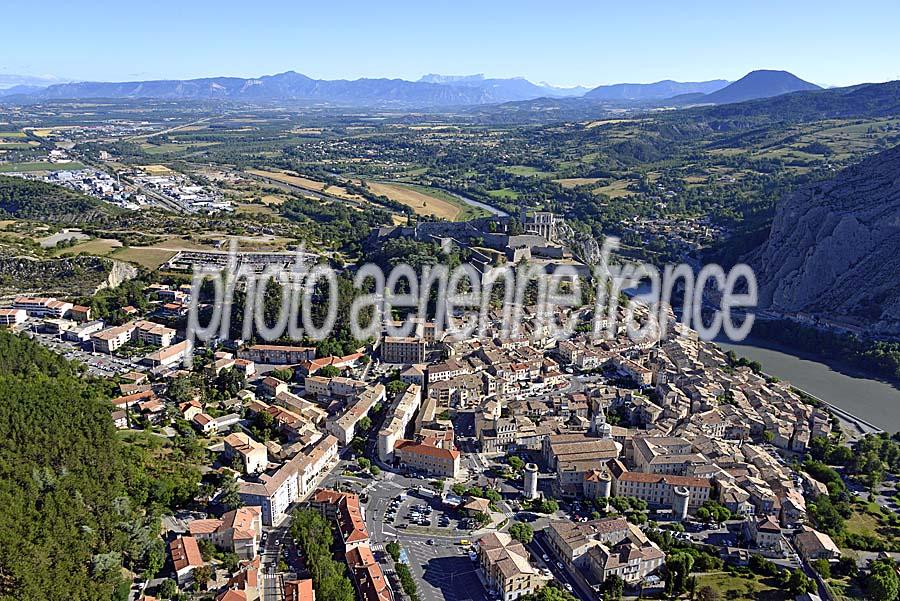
(0, 69), (830, 108)
(692, 79), (900, 124)
(0, 71), (592, 106)
(583, 79), (729, 100)
(418, 73), (589, 98)
(695, 69), (821, 104)
(0, 74), (70, 90)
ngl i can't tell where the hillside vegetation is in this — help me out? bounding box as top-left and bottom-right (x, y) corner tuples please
(0, 331), (165, 601)
(0, 175), (120, 223)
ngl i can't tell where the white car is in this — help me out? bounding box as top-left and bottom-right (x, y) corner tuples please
(564, 583), (573, 592)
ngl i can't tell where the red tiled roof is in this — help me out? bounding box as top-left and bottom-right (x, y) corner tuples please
(346, 545), (392, 601)
(170, 536), (203, 572)
(188, 518), (222, 535)
(193, 413), (213, 425)
(394, 439), (460, 461)
(248, 344), (316, 352)
(111, 390), (155, 408)
(311, 489), (369, 545)
(285, 578), (315, 601)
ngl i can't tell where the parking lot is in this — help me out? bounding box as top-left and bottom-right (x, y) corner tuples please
(383, 492), (476, 534)
(28, 329), (146, 378)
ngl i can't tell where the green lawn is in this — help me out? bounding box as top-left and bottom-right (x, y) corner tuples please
(397, 166), (429, 178)
(0, 161), (85, 173)
(694, 572), (788, 601)
(845, 503), (892, 538)
(0, 142), (35, 149)
(0, 131), (26, 138)
(826, 574), (868, 600)
(111, 247), (178, 270)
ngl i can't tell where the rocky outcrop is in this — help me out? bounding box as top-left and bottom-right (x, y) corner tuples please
(0, 255), (135, 298)
(96, 259), (138, 294)
(749, 144), (900, 336)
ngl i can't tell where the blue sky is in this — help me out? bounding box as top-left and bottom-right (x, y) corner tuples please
(3, 0), (899, 87)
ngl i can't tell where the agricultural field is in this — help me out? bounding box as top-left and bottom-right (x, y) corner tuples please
(0, 131), (37, 150)
(0, 161), (85, 173)
(110, 247), (178, 270)
(259, 194), (287, 206)
(487, 188), (519, 200)
(52, 238), (123, 257)
(140, 141), (220, 155)
(499, 165), (556, 177)
(234, 203), (277, 216)
(140, 164), (173, 175)
(593, 179), (636, 198)
(246, 169), (365, 202)
(0, 141), (38, 149)
(0, 94), (897, 271)
(366, 181), (483, 221)
(554, 177), (601, 188)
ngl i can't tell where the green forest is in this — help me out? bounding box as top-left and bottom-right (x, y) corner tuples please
(0, 175), (120, 223)
(0, 331), (165, 601)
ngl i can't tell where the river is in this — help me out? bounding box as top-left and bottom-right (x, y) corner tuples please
(446, 190), (509, 217)
(715, 334), (900, 433)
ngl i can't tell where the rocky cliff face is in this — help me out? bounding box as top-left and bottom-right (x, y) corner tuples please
(750, 144), (900, 336)
(96, 259), (138, 294)
(0, 255), (137, 298)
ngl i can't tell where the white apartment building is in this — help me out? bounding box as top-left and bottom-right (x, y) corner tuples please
(238, 434), (338, 526)
(13, 296), (73, 318)
(135, 320), (176, 347)
(378, 384), (422, 461)
(0, 308), (26, 326)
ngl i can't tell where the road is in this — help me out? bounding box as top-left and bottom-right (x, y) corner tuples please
(259, 512), (311, 601)
(124, 116), (214, 142)
(530, 532), (597, 601)
(261, 573), (284, 601)
(314, 406), (585, 601)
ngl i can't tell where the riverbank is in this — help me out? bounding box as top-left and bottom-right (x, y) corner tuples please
(443, 190), (509, 217)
